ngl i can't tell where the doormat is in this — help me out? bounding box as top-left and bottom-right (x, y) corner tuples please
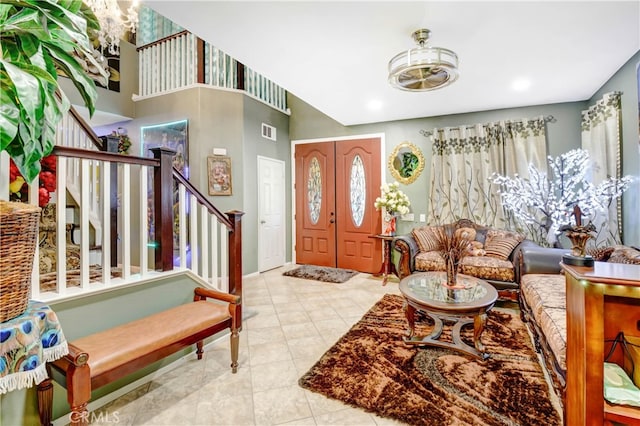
(283, 265), (359, 283)
(299, 294), (562, 425)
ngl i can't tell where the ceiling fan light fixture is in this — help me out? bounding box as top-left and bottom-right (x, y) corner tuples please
(388, 29), (459, 92)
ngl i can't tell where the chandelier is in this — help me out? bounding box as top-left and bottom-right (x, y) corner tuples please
(85, 0), (139, 54)
(388, 29), (459, 92)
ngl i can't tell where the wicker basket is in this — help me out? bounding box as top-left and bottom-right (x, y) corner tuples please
(0, 200), (41, 322)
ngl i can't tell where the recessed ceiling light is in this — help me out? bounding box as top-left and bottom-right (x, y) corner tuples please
(512, 78), (531, 91)
(367, 99), (383, 110)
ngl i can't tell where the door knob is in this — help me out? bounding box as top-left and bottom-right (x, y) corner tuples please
(260, 220), (266, 224)
(329, 218), (335, 224)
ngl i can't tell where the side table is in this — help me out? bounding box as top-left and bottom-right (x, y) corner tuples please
(1, 301), (68, 425)
(369, 234), (398, 285)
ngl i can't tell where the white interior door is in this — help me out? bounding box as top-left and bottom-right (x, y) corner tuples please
(258, 156), (286, 271)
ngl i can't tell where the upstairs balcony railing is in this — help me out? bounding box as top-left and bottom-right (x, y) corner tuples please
(137, 30), (288, 113)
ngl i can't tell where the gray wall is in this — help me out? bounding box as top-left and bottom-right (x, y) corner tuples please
(289, 95), (586, 238)
(116, 87), (290, 274)
(588, 51), (640, 246)
(242, 97), (292, 271)
(58, 41), (138, 120)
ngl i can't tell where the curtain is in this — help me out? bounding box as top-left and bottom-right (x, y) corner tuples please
(581, 91), (623, 246)
(428, 117), (547, 231)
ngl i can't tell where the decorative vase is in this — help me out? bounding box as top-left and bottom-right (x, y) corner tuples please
(565, 229), (593, 257)
(445, 256), (458, 288)
(0, 200), (41, 322)
(382, 210), (397, 236)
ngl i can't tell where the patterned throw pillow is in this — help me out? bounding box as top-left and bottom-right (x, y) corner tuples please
(484, 229), (525, 260)
(412, 226), (440, 252)
(454, 227), (476, 242)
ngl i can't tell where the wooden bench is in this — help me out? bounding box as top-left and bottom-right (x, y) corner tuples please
(37, 287), (240, 426)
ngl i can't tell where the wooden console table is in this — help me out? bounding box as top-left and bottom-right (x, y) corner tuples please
(369, 234), (398, 285)
(563, 262), (640, 426)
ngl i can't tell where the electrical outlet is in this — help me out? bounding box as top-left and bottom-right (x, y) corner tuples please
(419, 214), (426, 222)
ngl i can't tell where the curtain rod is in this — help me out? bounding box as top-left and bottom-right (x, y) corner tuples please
(419, 115), (556, 138)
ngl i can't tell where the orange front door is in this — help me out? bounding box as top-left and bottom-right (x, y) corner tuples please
(295, 138), (382, 273)
(295, 142), (336, 267)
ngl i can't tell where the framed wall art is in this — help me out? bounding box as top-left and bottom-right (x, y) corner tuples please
(207, 155), (232, 196)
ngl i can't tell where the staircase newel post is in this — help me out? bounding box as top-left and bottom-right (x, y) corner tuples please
(226, 209), (244, 299)
(151, 147), (176, 271)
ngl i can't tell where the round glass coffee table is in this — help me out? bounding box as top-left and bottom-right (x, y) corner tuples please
(399, 271), (498, 359)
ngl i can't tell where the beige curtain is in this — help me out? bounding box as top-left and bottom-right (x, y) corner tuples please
(428, 117), (547, 230)
(581, 91), (623, 246)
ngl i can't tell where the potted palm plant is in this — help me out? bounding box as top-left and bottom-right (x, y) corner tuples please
(0, 0), (106, 321)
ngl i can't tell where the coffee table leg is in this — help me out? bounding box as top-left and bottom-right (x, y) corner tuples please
(404, 301), (416, 338)
(473, 313), (487, 355)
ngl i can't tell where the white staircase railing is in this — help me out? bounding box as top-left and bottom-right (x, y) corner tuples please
(137, 30), (288, 113)
(1, 109), (243, 302)
(55, 110), (103, 246)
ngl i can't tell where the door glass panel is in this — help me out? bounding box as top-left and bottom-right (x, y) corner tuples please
(308, 157), (322, 224)
(350, 154), (366, 227)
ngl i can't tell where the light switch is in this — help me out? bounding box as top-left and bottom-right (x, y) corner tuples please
(419, 214), (426, 222)
(401, 213), (414, 221)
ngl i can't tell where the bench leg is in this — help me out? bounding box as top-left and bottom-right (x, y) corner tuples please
(37, 377), (53, 426)
(66, 363), (91, 426)
(230, 329), (239, 373)
(196, 340), (204, 360)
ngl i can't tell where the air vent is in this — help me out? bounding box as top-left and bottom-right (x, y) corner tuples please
(261, 123), (276, 141)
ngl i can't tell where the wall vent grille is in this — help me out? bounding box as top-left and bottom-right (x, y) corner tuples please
(262, 123), (276, 141)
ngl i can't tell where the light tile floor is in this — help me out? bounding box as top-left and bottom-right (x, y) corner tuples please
(88, 266), (407, 426)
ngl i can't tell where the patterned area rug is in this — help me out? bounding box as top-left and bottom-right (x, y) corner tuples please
(299, 294), (561, 425)
(283, 265), (358, 283)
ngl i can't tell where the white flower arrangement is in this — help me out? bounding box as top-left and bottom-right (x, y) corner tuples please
(374, 182), (411, 215)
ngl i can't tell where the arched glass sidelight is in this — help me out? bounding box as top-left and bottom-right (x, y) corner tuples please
(350, 154), (366, 227)
(307, 157), (322, 224)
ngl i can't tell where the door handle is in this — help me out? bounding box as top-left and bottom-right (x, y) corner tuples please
(260, 220), (266, 224)
(329, 218), (335, 224)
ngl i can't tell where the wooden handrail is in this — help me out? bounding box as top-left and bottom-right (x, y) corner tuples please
(52, 146), (159, 167)
(172, 167), (233, 229)
(136, 30), (189, 51)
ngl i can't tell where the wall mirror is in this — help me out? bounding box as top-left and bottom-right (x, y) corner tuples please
(388, 141), (425, 184)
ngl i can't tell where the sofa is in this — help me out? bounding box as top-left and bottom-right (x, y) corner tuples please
(394, 218), (536, 299)
(519, 244), (640, 402)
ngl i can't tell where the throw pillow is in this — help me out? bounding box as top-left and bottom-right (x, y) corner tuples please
(484, 229), (524, 260)
(468, 240), (486, 256)
(412, 226), (440, 252)
(454, 227), (476, 242)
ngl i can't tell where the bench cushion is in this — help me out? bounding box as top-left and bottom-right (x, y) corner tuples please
(520, 274), (567, 371)
(73, 300), (230, 379)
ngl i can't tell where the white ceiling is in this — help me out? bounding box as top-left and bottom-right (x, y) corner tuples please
(144, 1), (640, 126)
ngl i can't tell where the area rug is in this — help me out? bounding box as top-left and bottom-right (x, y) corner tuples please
(283, 265), (358, 283)
(298, 294), (561, 425)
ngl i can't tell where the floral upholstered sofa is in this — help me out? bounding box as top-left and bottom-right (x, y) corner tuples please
(519, 244), (640, 401)
(394, 219), (535, 299)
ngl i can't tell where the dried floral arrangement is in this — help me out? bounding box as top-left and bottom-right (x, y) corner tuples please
(433, 226), (475, 286)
